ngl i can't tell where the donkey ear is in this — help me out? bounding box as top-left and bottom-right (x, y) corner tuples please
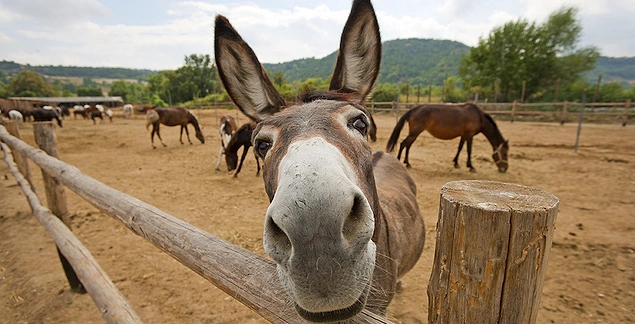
(329, 0), (381, 102)
(214, 15), (285, 123)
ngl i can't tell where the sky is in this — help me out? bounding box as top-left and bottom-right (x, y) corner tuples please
(0, 0), (634, 71)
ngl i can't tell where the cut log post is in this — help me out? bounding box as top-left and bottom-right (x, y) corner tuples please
(4, 120), (36, 192)
(33, 122), (85, 293)
(428, 180), (559, 324)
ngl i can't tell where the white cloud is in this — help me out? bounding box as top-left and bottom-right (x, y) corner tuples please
(0, 0), (632, 70)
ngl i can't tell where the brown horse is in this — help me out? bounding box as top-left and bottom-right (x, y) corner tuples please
(386, 103), (509, 173)
(215, 115), (238, 171)
(214, 0), (425, 321)
(224, 123), (261, 178)
(145, 107), (205, 149)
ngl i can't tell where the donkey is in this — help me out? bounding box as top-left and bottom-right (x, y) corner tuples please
(214, 0), (425, 321)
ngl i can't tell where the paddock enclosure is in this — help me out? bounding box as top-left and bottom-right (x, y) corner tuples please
(1, 108), (633, 323)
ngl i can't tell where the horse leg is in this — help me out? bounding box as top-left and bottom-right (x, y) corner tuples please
(233, 145), (250, 178)
(254, 152), (261, 176)
(466, 137), (476, 173)
(156, 124), (167, 147)
(179, 126), (185, 144)
(184, 125), (193, 145)
(453, 138), (466, 169)
(215, 146), (224, 171)
(399, 134), (419, 168)
(150, 125), (157, 149)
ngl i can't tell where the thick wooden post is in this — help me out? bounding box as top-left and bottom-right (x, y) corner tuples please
(428, 180), (559, 324)
(33, 122), (85, 293)
(511, 100), (517, 122)
(560, 101), (568, 125)
(3, 122), (36, 192)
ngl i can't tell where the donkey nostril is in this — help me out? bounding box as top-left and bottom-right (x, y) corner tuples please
(342, 194), (372, 244)
(264, 216), (292, 262)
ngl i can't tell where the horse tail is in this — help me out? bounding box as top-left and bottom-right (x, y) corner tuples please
(386, 108), (415, 152)
(145, 110), (159, 131)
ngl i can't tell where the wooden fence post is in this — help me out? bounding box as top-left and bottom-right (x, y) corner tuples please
(428, 180), (559, 324)
(511, 100), (517, 122)
(4, 121), (36, 192)
(33, 122), (85, 293)
(624, 99), (631, 126)
(560, 101), (568, 125)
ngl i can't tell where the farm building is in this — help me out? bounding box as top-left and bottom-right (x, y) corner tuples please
(0, 96), (123, 112)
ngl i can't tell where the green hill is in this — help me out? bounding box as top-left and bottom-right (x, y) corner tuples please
(263, 38), (470, 86)
(0, 60), (155, 81)
(585, 56), (635, 86)
(1, 39), (633, 87)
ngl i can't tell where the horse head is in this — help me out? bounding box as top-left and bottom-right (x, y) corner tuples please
(215, 0), (383, 321)
(492, 140), (509, 173)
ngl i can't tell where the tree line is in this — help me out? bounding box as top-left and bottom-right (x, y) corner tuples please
(1, 6), (634, 107)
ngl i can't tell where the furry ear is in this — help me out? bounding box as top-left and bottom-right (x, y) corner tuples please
(329, 0), (381, 103)
(214, 15), (285, 123)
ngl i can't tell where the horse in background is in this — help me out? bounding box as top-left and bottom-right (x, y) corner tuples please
(386, 103), (509, 172)
(122, 104), (134, 118)
(8, 110), (23, 127)
(215, 115), (238, 171)
(105, 109), (113, 122)
(145, 107), (205, 149)
(31, 108), (63, 127)
(224, 123), (260, 178)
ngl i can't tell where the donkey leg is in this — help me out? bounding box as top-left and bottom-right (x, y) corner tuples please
(466, 137), (476, 173)
(453, 138), (466, 168)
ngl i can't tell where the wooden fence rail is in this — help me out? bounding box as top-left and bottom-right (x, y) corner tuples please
(1, 141), (142, 324)
(0, 123), (386, 324)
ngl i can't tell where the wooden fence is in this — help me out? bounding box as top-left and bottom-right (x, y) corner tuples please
(194, 100), (633, 125)
(1, 120), (559, 323)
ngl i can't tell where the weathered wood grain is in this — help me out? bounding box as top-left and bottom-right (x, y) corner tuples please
(427, 180), (559, 324)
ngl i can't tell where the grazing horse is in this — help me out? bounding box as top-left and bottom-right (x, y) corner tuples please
(122, 104), (134, 118)
(8, 110), (23, 127)
(214, 0), (425, 321)
(31, 108), (63, 127)
(145, 107), (205, 149)
(224, 123), (261, 178)
(386, 103), (509, 173)
(215, 115), (238, 171)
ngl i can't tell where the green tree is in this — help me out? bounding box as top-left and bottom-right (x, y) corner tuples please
(6, 70), (58, 97)
(77, 87), (103, 96)
(109, 80), (149, 103)
(460, 6), (599, 102)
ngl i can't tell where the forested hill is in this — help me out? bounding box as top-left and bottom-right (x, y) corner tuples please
(1, 39), (633, 86)
(263, 38), (471, 86)
(585, 56), (635, 85)
(0, 60), (154, 80)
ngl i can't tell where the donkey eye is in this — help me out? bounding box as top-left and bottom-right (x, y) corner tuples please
(255, 140), (272, 157)
(350, 116), (368, 135)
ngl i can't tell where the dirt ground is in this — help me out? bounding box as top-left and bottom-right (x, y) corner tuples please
(0, 108), (633, 324)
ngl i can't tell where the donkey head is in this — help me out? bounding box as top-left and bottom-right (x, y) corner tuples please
(215, 0), (381, 321)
